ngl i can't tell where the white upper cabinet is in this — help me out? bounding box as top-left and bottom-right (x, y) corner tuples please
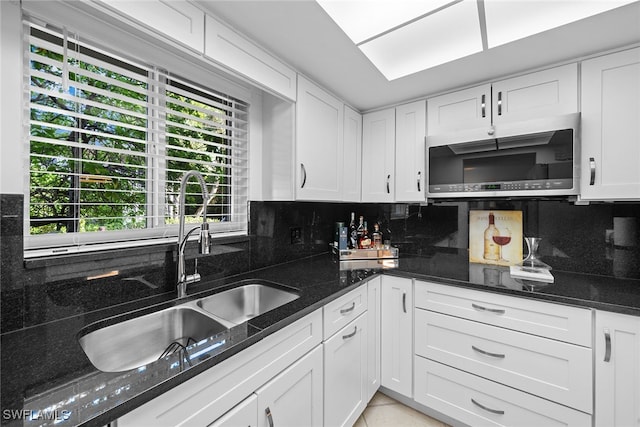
(427, 64), (578, 146)
(427, 84), (492, 146)
(100, 0), (205, 52)
(395, 100), (427, 202)
(492, 63), (578, 125)
(296, 76), (344, 201)
(343, 106), (363, 202)
(362, 108), (396, 202)
(580, 47), (640, 201)
(204, 14), (297, 101)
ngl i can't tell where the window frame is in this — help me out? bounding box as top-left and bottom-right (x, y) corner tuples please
(23, 20), (250, 257)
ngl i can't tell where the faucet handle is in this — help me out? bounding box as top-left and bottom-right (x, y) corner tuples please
(199, 222), (211, 255)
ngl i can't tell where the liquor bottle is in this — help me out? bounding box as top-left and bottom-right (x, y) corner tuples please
(372, 222), (383, 249)
(483, 212), (500, 261)
(348, 212), (358, 249)
(356, 216), (365, 242)
(359, 221), (372, 249)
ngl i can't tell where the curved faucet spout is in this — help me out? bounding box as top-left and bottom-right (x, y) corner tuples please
(177, 170), (211, 298)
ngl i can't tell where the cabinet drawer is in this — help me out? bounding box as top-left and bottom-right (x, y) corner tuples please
(415, 357), (592, 427)
(415, 310), (592, 413)
(323, 285), (367, 339)
(414, 281), (592, 346)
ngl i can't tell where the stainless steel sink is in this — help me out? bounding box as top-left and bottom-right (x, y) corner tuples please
(78, 306), (230, 372)
(196, 283), (299, 325)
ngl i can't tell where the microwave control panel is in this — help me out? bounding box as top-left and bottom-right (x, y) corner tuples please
(429, 179), (573, 193)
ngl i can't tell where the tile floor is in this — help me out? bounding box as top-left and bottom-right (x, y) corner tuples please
(353, 392), (451, 427)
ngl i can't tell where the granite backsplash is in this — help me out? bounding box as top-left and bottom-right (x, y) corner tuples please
(1, 196), (639, 334)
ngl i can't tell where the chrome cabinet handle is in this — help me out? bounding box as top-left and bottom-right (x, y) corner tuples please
(472, 345), (506, 359)
(417, 171), (421, 192)
(386, 174), (391, 194)
(589, 157), (596, 185)
(265, 407), (274, 427)
(472, 303), (505, 315)
(300, 163), (307, 188)
(481, 94), (486, 118)
(340, 302), (355, 315)
(604, 328), (611, 362)
(342, 326), (358, 340)
(497, 91), (502, 116)
(402, 292), (407, 313)
(471, 398), (505, 415)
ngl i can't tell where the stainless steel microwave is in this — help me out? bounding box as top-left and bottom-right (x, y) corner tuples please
(427, 113), (580, 198)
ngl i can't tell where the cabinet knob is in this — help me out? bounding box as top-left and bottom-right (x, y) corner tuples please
(487, 127), (495, 136)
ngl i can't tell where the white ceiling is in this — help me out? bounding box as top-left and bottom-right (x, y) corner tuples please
(195, 0), (640, 112)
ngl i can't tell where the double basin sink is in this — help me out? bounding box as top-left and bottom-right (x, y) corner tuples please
(78, 282), (299, 373)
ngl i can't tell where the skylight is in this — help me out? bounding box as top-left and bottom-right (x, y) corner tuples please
(317, 0), (637, 81)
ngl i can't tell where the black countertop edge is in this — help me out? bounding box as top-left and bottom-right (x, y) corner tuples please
(4, 251), (640, 427)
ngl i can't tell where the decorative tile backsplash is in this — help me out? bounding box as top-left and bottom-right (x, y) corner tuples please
(2, 195), (639, 334)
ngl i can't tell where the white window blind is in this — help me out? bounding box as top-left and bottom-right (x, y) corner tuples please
(25, 22), (249, 254)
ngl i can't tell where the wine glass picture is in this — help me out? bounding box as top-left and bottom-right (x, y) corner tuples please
(493, 228), (512, 262)
(469, 210), (522, 266)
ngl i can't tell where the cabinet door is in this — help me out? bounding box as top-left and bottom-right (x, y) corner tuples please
(209, 394), (257, 427)
(343, 106), (362, 202)
(256, 345), (323, 427)
(595, 310), (640, 427)
(581, 48), (640, 201)
(367, 277), (382, 401)
(426, 84), (492, 146)
(205, 15), (296, 101)
(324, 313), (368, 427)
(395, 100), (426, 202)
(381, 276), (413, 397)
(492, 63), (578, 125)
(362, 108), (395, 202)
(296, 76), (344, 201)
(415, 357), (592, 427)
(101, 0), (204, 51)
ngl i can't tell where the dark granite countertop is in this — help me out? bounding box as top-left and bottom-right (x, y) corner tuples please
(2, 249), (640, 427)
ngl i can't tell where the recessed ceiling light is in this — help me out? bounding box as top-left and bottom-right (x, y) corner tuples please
(358, 0), (482, 80)
(317, 0), (639, 80)
(484, 0), (638, 48)
(316, 0), (457, 44)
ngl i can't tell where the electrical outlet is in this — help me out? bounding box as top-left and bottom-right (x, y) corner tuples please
(290, 227), (302, 244)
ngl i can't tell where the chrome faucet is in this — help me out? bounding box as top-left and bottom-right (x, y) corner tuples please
(177, 170), (211, 298)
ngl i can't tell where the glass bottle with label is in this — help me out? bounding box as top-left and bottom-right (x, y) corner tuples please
(359, 221), (372, 249)
(483, 212), (500, 261)
(348, 212), (358, 249)
(372, 222), (383, 249)
(356, 216), (365, 242)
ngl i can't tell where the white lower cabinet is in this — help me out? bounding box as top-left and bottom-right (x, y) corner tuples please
(413, 280), (593, 426)
(209, 394), (257, 427)
(255, 346), (323, 427)
(381, 276), (413, 397)
(595, 310), (640, 427)
(414, 357), (591, 427)
(367, 276), (382, 400)
(323, 313), (368, 427)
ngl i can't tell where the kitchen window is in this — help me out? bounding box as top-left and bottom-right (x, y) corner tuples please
(25, 22), (249, 255)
